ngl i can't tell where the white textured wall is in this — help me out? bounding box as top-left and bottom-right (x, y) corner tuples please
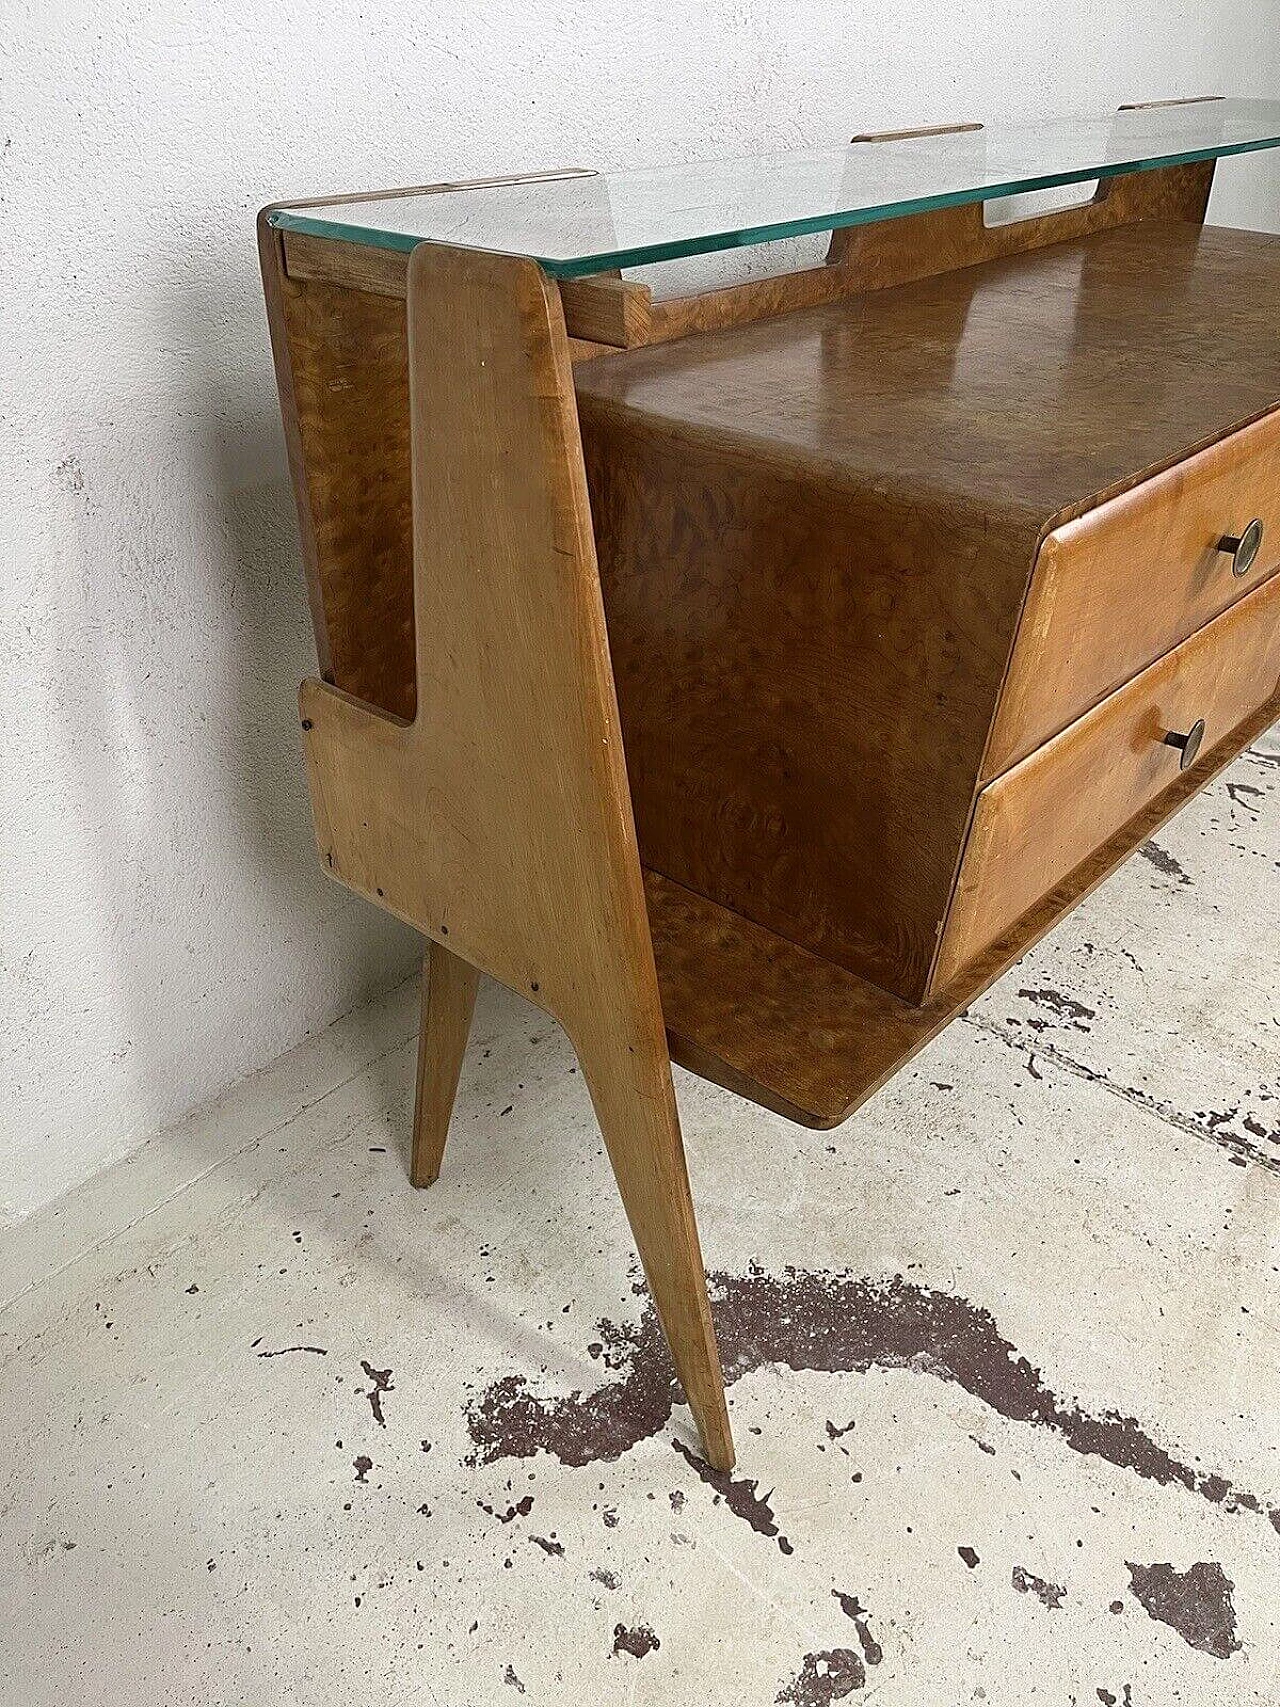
(3, 1), (1279, 1221)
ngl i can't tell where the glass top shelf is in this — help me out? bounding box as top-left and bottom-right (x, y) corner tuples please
(268, 99), (1280, 280)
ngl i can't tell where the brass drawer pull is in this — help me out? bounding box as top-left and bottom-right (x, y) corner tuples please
(1162, 717), (1206, 770)
(1218, 517), (1264, 577)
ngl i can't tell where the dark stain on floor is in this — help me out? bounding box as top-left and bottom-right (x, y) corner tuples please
(969, 1015), (1280, 1175)
(611, 1624), (659, 1659)
(1126, 1560), (1241, 1659)
(1225, 780), (1264, 813)
(478, 1495), (534, 1524)
(1194, 1104), (1280, 1160)
(1016, 987), (1095, 1030)
(466, 1267), (1280, 1540)
(1137, 839), (1193, 885)
(1012, 1564), (1066, 1608)
(832, 1593), (882, 1666)
(359, 1360), (394, 1427)
(672, 1438), (793, 1552)
(776, 1649), (866, 1703)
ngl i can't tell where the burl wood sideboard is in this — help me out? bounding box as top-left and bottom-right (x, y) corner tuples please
(260, 99), (1280, 1471)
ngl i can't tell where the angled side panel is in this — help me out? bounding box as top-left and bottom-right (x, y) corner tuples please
(296, 245), (733, 1468)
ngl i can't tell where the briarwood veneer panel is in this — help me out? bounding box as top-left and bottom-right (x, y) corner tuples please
(645, 687), (1280, 1127)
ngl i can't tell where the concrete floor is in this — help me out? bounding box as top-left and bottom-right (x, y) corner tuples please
(2, 740), (1277, 1707)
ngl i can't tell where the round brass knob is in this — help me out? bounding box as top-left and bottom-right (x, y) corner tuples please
(1162, 717), (1205, 771)
(1218, 517), (1264, 578)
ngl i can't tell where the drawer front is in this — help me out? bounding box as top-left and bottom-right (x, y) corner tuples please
(987, 407), (1280, 778)
(937, 570), (1280, 992)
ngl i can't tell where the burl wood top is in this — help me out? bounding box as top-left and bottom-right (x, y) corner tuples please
(576, 224), (1280, 537)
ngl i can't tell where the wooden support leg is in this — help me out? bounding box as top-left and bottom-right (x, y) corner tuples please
(292, 244), (734, 1470)
(575, 1017), (734, 1472)
(410, 941), (480, 1188)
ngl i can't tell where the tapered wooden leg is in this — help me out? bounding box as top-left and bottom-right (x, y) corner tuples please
(575, 1021), (734, 1472)
(410, 941), (480, 1188)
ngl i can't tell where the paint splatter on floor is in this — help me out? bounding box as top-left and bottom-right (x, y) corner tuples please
(832, 1594), (882, 1665)
(466, 1267), (1280, 1541)
(611, 1624), (660, 1659)
(478, 1494), (534, 1524)
(1127, 1561), (1241, 1658)
(1017, 987), (1096, 1030)
(776, 1649), (866, 1703)
(1011, 1565), (1066, 1609)
(672, 1437), (792, 1551)
(1138, 839), (1193, 885)
(358, 1360), (394, 1426)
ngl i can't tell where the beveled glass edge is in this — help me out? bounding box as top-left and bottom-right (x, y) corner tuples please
(266, 133), (1280, 281)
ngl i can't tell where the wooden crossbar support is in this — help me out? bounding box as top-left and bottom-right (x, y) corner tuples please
(280, 155), (1214, 362)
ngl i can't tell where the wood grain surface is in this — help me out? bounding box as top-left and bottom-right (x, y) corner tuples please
(260, 219), (416, 719)
(988, 408), (1280, 775)
(577, 222), (1280, 1001)
(824, 160), (1213, 292)
(296, 244), (733, 1468)
(410, 941), (481, 1188)
(937, 571), (1280, 989)
(646, 688), (1279, 1127)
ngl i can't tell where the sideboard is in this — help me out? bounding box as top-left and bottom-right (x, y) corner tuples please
(260, 98), (1280, 1469)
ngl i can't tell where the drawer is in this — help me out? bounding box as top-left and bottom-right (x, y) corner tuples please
(936, 568), (1280, 992)
(987, 407), (1280, 778)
